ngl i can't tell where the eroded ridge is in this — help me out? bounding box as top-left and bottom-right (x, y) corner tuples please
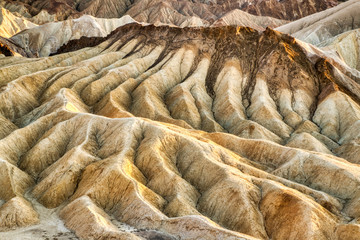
(0, 24), (360, 239)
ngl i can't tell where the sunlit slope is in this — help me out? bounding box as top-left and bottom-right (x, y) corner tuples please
(0, 24), (360, 239)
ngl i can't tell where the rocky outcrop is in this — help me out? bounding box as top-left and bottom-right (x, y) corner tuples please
(276, 0), (360, 46)
(9, 14), (137, 57)
(1, 0), (340, 27)
(319, 29), (360, 71)
(275, 0), (360, 75)
(0, 1), (57, 25)
(0, 7), (37, 38)
(239, 0), (338, 21)
(0, 23), (360, 239)
(0, 197), (39, 231)
(211, 9), (287, 30)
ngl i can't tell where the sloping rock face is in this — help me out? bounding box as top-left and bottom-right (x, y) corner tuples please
(1, 0), (339, 26)
(77, 0), (338, 21)
(318, 29), (360, 71)
(0, 7), (37, 38)
(0, 197), (39, 231)
(0, 1), (57, 25)
(0, 24), (360, 240)
(0, 36), (28, 56)
(224, 0), (338, 21)
(276, 0), (360, 71)
(8, 14), (137, 57)
(0, 5), (287, 58)
(276, 0), (360, 46)
(120, 0), (287, 27)
(210, 9), (287, 30)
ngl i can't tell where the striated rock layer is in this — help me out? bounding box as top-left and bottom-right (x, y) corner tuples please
(210, 9), (287, 30)
(276, 0), (360, 71)
(277, 0), (360, 45)
(8, 14), (137, 57)
(0, 24), (360, 239)
(1, 0), (339, 26)
(0, 7), (37, 38)
(318, 29), (360, 71)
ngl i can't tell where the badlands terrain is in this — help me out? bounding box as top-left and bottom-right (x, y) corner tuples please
(0, 0), (360, 240)
(1, 0), (340, 25)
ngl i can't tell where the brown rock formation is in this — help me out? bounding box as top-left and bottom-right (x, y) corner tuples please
(1, 0), (340, 26)
(240, 0), (338, 21)
(211, 9), (287, 30)
(8, 14), (137, 57)
(0, 23), (360, 239)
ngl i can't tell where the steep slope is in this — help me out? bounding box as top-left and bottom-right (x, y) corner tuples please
(276, 0), (360, 46)
(210, 9), (287, 30)
(75, 0), (133, 19)
(318, 29), (360, 71)
(276, 0), (360, 71)
(0, 1), (59, 24)
(230, 0), (338, 21)
(0, 7), (37, 38)
(0, 24), (360, 239)
(1, 0), (340, 26)
(77, 0), (339, 22)
(124, 0), (215, 27)
(0, 0), (34, 19)
(8, 14), (137, 57)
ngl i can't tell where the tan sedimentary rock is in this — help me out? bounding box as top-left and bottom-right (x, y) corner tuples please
(336, 224), (360, 240)
(9, 14), (137, 57)
(0, 23), (359, 239)
(0, 7), (37, 38)
(0, 1), (32, 19)
(286, 132), (333, 154)
(0, 114), (17, 139)
(276, 0), (360, 46)
(60, 196), (141, 240)
(260, 182), (338, 240)
(0, 160), (34, 201)
(0, 196), (39, 231)
(319, 29), (360, 71)
(276, 0), (360, 72)
(0, 1), (58, 25)
(2, 0), (339, 24)
(211, 9), (287, 30)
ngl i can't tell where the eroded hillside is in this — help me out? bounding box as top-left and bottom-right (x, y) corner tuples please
(277, 0), (360, 46)
(0, 24), (360, 239)
(0, 7), (37, 38)
(1, 0), (339, 26)
(276, 0), (360, 72)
